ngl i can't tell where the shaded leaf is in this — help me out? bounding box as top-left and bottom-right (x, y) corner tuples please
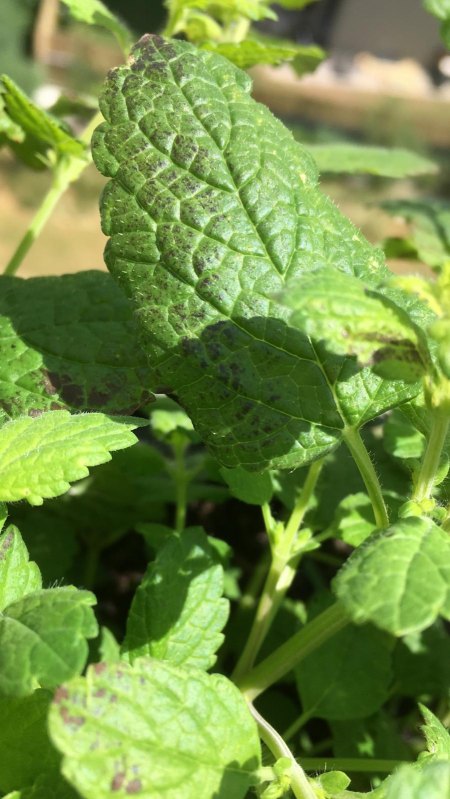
(0, 525), (41, 611)
(220, 465), (274, 505)
(393, 622), (450, 698)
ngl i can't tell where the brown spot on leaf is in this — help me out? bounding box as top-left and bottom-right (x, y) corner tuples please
(126, 779), (142, 794)
(0, 531), (14, 560)
(93, 662), (107, 675)
(111, 772), (126, 791)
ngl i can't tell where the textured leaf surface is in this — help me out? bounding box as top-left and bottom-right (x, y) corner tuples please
(49, 658), (261, 799)
(202, 39), (324, 71)
(60, 0), (132, 54)
(0, 75), (84, 168)
(93, 34), (424, 471)
(0, 410), (144, 505)
(0, 587), (98, 696)
(0, 526), (41, 611)
(308, 144), (437, 178)
(334, 516), (450, 635)
(0, 272), (153, 424)
(123, 528), (229, 669)
(420, 704), (450, 761)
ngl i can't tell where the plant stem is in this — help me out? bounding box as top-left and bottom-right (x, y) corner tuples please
(412, 410), (449, 502)
(231, 459), (323, 682)
(4, 110), (103, 277)
(299, 757), (402, 774)
(237, 601), (349, 701)
(83, 545), (100, 589)
(343, 427), (388, 529)
(249, 704), (317, 799)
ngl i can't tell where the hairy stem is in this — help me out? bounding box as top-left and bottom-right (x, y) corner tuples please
(299, 757), (402, 774)
(237, 601), (349, 701)
(412, 410), (449, 503)
(249, 705), (317, 799)
(343, 427), (389, 529)
(4, 110), (103, 277)
(232, 459), (323, 682)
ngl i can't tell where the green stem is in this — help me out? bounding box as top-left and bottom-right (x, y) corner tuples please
(4, 110), (103, 277)
(249, 705), (317, 799)
(299, 757), (402, 774)
(412, 410), (449, 503)
(343, 427), (389, 529)
(231, 459), (323, 682)
(83, 545), (100, 589)
(237, 601), (349, 701)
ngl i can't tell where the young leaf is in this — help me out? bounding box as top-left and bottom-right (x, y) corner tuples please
(59, 0), (132, 55)
(307, 144), (437, 178)
(0, 272), (153, 424)
(0, 75), (85, 168)
(0, 587), (97, 697)
(281, 267), (429, 382)
(49, 658), (261, 799)
(384, 760), (450, 798)
(420, 704), (450, 761)
(334, 516), (450, 636)
(123, 528), (229, 669)
(202, 39), (324, 71)
(0, 526), (41, 611)
(220, 465), (274, 505)
(93, 34), (426, 470)
(0, 410), (145, 505)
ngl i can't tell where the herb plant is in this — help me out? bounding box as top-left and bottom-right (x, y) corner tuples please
(1, 1), (450, 798)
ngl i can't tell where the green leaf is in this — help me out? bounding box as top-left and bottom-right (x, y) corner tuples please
(296, 598), (393, 720)
(4, 508), (77, 584)
(276, 0), (318, 7)
(330, 493), (376, 547)
(149, 396), (195, 441)
(49, 658), (261, 799)
(0, 587), (98, 697)
(97, 627), (121, 663)
(331, 712), (411, 761)
(384, 410), (426, 460)
(393, 622), (450, 698)
(0, 272), (153, 424)
(0, 75), (85, 168)
(307, 144), (437, 178)
(281, 267), (429, 382)
(423, 0), (450, 46)
(334, 516), (450, 636)
(17, 774), (78, 799)
(59, 0), (132, 55)
(202, 39), (324, 71)
(420, 705), (450, 761)
(93, 34), (425, 471)
(123, 528), (229, 669)
(385, 761), (450, 798)
(0, 526), (41, 611)
(220, 466), (274, 505)
(381, 199), (450, 269)
(0, 690), (59, 792)
(0, 410), (144, 505)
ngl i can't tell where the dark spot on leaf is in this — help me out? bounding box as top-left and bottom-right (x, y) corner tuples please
(0, 531), (14, 560)
(111, 772), (126, 792)
(126, 779), (143, 794)
(94, 688), (106, 698)
(93, 662), (107, 675)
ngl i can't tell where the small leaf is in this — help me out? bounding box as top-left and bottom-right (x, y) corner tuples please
(0, 75), (84, 168)
(123, 528), (229, 669)
(0, 410), (145, 505)
(0, 587), (98, 697)
(0, 526), (41, 611)
(307, 144), (437, 178)
(384, 410), (426, 460)
(330, 493), (376, 547)
(334, 516), (450, 636)
(384, 760), (450, 798)
(59, 0), (132, 55)
(420, 705), (450, 761)
(202, 38), (324, 71)
(149, 396), (195, 441)
(49, 658), (261, 799)
(220, 466), (274, 505)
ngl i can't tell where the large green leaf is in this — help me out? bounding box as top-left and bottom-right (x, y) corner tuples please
(59, 0), (132, 55)
(49, 658), (261, 799)
(334, 516), (450, 636)
(0, 410), (144, 505)
(0, 272), (153, 424)
(0, 526), (41, 611)
(307, 144), (437, 178)
(123, 528), (229, 669)
(0, 587), (98, 697)
(93, 35), (425, 471)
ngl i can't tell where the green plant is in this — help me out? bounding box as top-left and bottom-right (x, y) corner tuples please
(0, 1), (450, 798)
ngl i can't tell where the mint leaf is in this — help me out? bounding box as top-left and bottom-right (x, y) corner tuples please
(420, 705), (450, 761)
(0, 587), (98, 697)
(220, 466), (274, 505)
(49, 658), (261, 799)
(0, 75), (84, 168)
(0, 526), (41, 611)
(307, 144), (437, 178)
(0, 410), (144, 505)
(385, 761), (450, 798)
(123, 528), (229, 669)
(334, 516), (450, 635)
(0, 272), (153, 424)
(0, 690), (59, 792)
(59, 0), (132, 55)
(202, 39), (324, 71)
(93, 34), (426, 471)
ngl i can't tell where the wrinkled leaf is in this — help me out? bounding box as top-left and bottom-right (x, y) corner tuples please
(308, 144), (437, 178)
(334, 516), (450, 635)
(49, 658), (261, 799)
(0, 410), (144, 505)
(0, 526), (41, 611)
(123, 528), (229, 669)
